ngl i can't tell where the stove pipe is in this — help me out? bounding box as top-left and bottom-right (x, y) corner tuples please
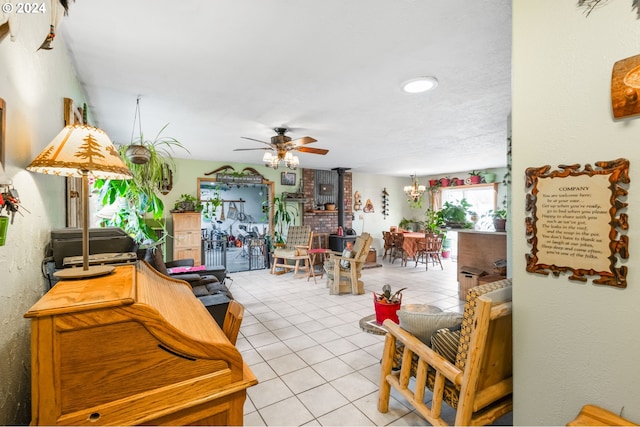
(332, 167), (350, 229)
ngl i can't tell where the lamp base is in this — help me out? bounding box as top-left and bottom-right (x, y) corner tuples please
(54, 264), (115, 280)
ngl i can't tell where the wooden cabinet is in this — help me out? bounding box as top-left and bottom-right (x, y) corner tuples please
(173, 212), (202, 265)
(24, 262), (257, 426)
(457, 230), (507, 298)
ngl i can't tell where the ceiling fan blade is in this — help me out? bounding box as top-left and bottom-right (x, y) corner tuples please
(290, 136), (317, 145)
(295, 146), (329, 155)
(233, 147), (272, 151)
(241, 136), (272, 146)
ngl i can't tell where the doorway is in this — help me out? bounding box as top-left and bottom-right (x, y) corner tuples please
(198, 177), (274, 272)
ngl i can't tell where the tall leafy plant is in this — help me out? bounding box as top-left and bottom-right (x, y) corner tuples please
(93, 125), (188, 243)
(272, 194), (296, 244)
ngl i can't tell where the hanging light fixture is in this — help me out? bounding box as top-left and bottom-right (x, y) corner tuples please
(262, 150), (299, 170)
(404, 174), (426, 201)
(124, 96), (151, 164)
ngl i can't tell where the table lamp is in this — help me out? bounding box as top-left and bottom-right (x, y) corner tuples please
(27, 124), (132, 279)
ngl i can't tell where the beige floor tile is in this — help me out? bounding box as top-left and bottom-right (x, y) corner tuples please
(258, 396), (315, 426)
(297, 383), (349, 418)
(267, 352), (308, 376)
(330, 371), (379, 401)
(280, 366), (327, 394)
(316, 403), (376, 426)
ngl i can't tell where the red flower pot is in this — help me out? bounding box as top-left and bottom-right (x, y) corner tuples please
(470, 175), (482, 184)
(439, 178), (450, 187)
(373, 294), (402, 325)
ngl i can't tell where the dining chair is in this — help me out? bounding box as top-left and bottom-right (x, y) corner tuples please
(382, 231), (395, 261)
(415, 233), (443, 270)
(391, 232), (407, 266)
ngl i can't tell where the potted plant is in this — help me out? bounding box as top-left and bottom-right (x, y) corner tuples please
(441, 236), (452, 258)
(373, 285), (407, 325)
(439, 177), (450, 187)
(399, 217), (423, 232)
(173, 194), (202, 212)
(469, 170), (483, 184)
(424, 208), (445, 234)
(93, 125), (188, 244)
(272, 194), (296, 245)
(482, 171), (496, 183)
(487, 209), (507, 232)
(440, 199), (473, 229)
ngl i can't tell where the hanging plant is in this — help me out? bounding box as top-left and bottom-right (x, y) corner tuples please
(93, 124), (189, 244)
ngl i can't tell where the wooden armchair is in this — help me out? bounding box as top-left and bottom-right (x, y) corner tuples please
(271, 225), (313, 277)
(324, 232), (373, 295)
(378, 279), (513, 426)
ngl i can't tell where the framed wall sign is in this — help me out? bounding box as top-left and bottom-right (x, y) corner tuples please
(524, 159), (629, 288)
(281, 172), (296, 186)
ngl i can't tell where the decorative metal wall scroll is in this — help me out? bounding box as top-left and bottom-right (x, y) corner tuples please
(525, 159), (629, 288)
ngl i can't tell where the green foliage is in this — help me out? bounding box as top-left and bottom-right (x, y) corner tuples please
(485, 209), (507, 220)
(272, 194), (296, 244)
(469, 170), (483, 176)
(424, 208), (446, 233)
(94, 125), (188, 243)
(440, 198), (473, 228)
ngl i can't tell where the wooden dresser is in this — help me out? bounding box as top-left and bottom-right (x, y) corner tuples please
(173, 212), (202, 265)
(25, 262), (257, 426)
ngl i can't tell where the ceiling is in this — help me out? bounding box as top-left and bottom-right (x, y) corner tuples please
(60, 0), (512, 177)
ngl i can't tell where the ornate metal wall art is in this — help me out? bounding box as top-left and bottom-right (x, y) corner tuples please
(525, 159), (629, 288)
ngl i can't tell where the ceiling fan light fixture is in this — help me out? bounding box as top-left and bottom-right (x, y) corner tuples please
(402, 76), (439, 93)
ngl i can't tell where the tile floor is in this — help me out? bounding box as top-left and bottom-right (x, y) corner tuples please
(228, 256), (512, 426)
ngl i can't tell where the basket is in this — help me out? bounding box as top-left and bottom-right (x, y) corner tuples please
(373, 293), (402, 325)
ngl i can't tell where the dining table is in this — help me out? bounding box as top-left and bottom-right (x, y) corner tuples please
(401, 232), (426, 260)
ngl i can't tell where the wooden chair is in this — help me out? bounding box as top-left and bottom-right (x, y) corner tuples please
(382, 231), (395, 261)
(324, 232), (373, 295)
(391, 232), (407, 266)
(222, 300), (244, 345)
(378, 279), (513, 426)
(415, 233), (443, 270)
(271, 225), (313, 277)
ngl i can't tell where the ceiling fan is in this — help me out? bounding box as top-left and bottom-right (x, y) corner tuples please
(234, 127), (329, 169)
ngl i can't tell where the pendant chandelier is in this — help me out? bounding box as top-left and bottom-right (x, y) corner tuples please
(404, 174), (426, 201)
(262, 150), (299, 170)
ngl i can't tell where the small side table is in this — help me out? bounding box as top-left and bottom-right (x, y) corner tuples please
(307, 248), (330, 284)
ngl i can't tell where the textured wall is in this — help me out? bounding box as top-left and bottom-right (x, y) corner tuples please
(513, 1), (640, 424)
(0, 12), (86, 425)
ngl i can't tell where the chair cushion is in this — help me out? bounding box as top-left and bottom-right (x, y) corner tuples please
(273, 248), (297, 259)
(340, 248), (353, 268)
(398, 305), (462, 345)
(431, 325), (462, 364)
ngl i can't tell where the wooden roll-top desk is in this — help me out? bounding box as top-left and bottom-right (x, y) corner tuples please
(24, 261), (257, 426)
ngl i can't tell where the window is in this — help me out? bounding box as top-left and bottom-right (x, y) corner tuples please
(436, 183), (498, 230)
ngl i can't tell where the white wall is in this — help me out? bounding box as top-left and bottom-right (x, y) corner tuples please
(0, 14), (86, 425)
(513, 1), (640, 424)
(351, 172), (409, 254)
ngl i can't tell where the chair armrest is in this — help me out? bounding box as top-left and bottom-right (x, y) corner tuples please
(165, 259), (195, 268)
(169, 273), (204, 283)
(325, 250), (343, 258)
(382, 319), (463, 386)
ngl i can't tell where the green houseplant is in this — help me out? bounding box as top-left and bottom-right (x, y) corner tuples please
(272, 194), (296, 245)
(440, 199), (473, 229)
(486, 209), (507, 232)
(93, 125), (188, 243)
(424, 208), (446, 234)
